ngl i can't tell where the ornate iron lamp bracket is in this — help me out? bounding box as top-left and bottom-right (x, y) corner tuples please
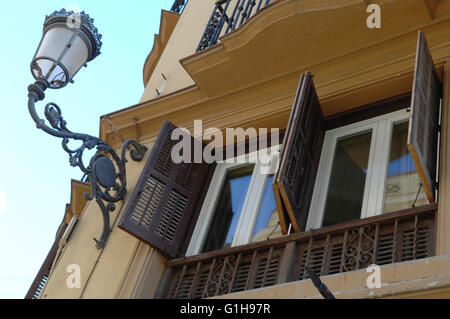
(28, 78), (148, 249)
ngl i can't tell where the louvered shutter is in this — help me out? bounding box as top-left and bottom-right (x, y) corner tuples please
(119, 121), (213, 258)
(273, 72), (325, 234)
(407, 31), (442, 203)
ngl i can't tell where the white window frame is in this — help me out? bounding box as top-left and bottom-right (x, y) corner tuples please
(307, 109), (414, 230)
(186, 144), (281, 256)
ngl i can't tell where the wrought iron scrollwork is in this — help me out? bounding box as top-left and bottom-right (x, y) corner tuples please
(196, 0), (274, 52)
(344, 226), (375, 271)
(171, 0), (188, 13)
(204, 256), (235, 297)
(28, 78), (147, 249)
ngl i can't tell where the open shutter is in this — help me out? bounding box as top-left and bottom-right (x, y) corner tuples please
(119, 121), (213, 258)
(408, 31), (442, 203)
(273, 72), (325, 234)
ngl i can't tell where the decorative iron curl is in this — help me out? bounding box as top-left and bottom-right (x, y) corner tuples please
(28, 78), (148, 249)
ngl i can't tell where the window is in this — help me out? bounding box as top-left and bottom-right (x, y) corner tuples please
(307, 110), (430, 230)
(321, 130), (372, 226)
(384, 121), (428, 213)
(251, 174), (279, 243)
(201, 164), (255, 252)
(187, 145), (283, 256)
(271, 31), (440, 236)
(119, 31), (440, 262)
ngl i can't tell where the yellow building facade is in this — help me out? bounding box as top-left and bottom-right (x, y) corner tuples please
(27, 0), (450, 299)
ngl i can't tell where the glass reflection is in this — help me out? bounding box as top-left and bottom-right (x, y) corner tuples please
(384, 121), (428, 213)
(322, 131), (372, 226)
(202, 165), (254, 253)
(251, 176), (282, 243)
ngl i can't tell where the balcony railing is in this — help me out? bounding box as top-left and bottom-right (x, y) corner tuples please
(171, 0), (189, 14)
(156, 203), (437, 299)
(197, 0), (277, 52)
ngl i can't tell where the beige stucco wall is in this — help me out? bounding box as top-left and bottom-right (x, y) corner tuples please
(40, 139), (167, 299)
(140, 0), (215, 102)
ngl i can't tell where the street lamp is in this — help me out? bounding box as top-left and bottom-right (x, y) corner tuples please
(27, 9), (147, 249)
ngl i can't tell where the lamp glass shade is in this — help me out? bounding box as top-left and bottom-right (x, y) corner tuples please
(32, 26), (89, 88)
(31, 9), (102, 89)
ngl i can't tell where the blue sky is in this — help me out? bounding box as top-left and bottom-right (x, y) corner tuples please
(0, 0), (175, 299)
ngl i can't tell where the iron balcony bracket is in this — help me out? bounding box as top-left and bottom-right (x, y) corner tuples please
(28, 78), (148, 249)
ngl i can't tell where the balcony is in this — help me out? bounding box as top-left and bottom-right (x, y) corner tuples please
(171, 0), (188, 14)
(156, 203), (436, 299)
(197, 0), (277, 52)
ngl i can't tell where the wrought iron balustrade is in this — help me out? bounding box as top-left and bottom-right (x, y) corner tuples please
(171, 0), (189, 14)
(156, 203), (437, 299)
(197, 0), (277, 52)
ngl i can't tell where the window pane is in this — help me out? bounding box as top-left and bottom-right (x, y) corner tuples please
(383, 121), (428, 213)
(322, 131), (372, 227)
(251, 175), (282, 243)
(202, 165), (254, 253)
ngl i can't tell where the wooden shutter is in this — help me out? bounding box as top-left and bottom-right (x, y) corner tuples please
(408, 31), (442, 203)
(119, 121), (213, 258)
(273, 72), (325, 234)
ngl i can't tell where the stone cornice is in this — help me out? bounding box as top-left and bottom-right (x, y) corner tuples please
(143, 10), (180, 87)
(63, 179), (91, 224)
